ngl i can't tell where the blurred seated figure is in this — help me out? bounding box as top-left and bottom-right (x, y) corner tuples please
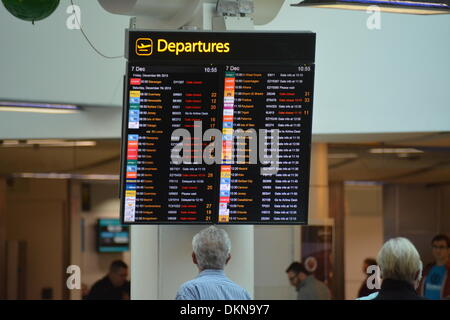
(175, 226), (251, 300)
(374, 237), (426, 300)
(87, 260), (130, 300)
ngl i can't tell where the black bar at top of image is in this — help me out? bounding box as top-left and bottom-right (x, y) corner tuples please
(126, 29), (316, 63)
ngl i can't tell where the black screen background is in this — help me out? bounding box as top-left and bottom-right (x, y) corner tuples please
(120, 31), (315, 225)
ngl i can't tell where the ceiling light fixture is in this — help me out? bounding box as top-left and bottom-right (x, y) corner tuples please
(1, 140), (96, 147)
(0, 101), (80, 114)
(1, 140), (21, 146)
(12, 173), (119, 180)
(344, 181), (383, 185)
(26, 140), (97, 147)
(328, 153), (359, 159)
(292, 0), (450, 15)
(369, 147), (424, 154)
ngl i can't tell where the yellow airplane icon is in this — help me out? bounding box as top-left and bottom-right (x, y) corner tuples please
(136, 38), (153, 56)
(138, 44), (151, 50)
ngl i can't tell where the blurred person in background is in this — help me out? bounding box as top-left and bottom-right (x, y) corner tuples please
(357, 258), (379, 298)
(87, 260), (130, 300)
(81, 283), (89, 300)
(419, 234), (450, 300)
(286, 262), (331, 300)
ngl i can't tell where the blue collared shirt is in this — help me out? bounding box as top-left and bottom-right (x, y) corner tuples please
(356, 292), (379, 300)
(175, 269), (251, 300)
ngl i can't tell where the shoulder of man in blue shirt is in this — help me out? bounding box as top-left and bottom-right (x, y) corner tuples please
(356, 292), (379, 300)
(175, 269), (251, 300)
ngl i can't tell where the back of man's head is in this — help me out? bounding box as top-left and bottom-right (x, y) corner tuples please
(377, 237), (422, 285)
(192, 226), (231, 270)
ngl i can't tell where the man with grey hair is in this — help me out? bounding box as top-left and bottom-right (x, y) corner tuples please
(373, 237), (427, 300)
(175, 226), (251, 300)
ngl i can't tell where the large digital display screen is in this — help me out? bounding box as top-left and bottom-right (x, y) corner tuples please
(120, 30), (316, 225)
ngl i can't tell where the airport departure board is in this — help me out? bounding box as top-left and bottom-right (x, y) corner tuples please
(120, 30), (316, 225)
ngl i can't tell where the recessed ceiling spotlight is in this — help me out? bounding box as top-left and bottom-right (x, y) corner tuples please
(292, 0), (450, 15)
(369, 148), (424, 154)
(0, 101), (80, 114)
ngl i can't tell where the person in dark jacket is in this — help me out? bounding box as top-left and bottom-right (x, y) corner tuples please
(374, 237), (426, 300)
(87, 260), (130, 300)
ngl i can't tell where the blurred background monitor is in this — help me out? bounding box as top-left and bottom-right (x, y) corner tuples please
(97, 219), (130, 253)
